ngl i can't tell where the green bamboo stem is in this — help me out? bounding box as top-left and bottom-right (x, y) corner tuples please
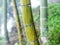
(4, 0), (10, 43)
(40, 0), (49, 45)
(20, 0), (40, 45)
(12, 0), (23, 45)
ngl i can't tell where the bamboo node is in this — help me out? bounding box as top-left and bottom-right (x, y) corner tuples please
(24, 23), (34, 27)
(40, 7), (48, 8)
(40, 18), (47, 21)
(20, 3), (31, 7)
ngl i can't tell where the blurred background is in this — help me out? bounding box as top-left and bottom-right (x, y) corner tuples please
(0, 0), (60, 45)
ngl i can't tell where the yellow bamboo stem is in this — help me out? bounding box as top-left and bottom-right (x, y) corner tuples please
(12, 0), (23, 45)
(20, 0), (40, 45)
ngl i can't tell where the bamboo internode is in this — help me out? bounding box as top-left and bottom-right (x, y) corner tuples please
(40, 0), (49, 45)
(4, 0), (10, 43)
(12, 0), (23, 45)
(20, 0), (40, 45)
(40, 0), (48, 38)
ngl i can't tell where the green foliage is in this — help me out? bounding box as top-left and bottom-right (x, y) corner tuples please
(48, 3), (60, 45)
(33, 3), (60, 45)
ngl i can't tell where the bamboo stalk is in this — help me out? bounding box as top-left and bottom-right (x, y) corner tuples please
(40, 0), (49, 45)
(12, 0), (23, 45)
(4, 0), (10, 43)
(20, 0), (40, 45)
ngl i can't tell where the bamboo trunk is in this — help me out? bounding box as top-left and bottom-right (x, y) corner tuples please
(12, 0), (24, 45)
(20, 0), (40, 45)
(4, 0), (10, 43)
(40, 0), (49, 45)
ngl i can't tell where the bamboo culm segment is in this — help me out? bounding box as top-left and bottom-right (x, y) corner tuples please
(4, 0), (10, 43)
(20, 0), (40, 45)
(40, 0), (49, 45)
(40, 0), (48, 38)
(13, 0), (23, 45)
